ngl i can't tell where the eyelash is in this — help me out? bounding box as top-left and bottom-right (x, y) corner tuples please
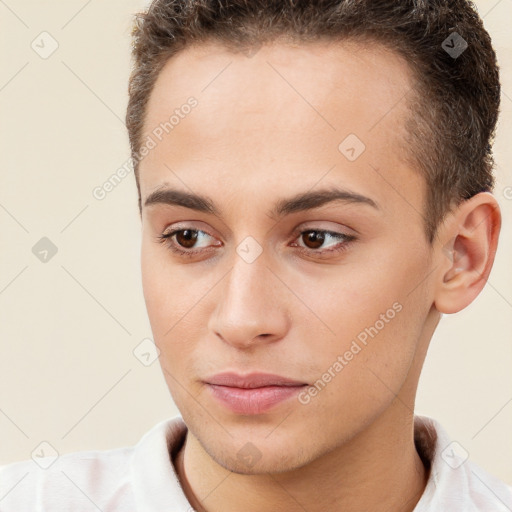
(155, 227), (356, 259)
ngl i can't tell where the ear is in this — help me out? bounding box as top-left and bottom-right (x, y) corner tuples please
(433, 192), (501, 314)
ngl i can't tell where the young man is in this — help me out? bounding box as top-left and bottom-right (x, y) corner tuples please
(1, 0), (511, 510)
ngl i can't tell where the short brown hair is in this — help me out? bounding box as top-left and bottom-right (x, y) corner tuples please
(126, 0), (500, 243)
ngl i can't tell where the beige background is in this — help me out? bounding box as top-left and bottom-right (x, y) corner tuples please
(0, 0), (511, 485)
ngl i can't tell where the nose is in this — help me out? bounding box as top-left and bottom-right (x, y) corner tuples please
(207, 252), (291, 350)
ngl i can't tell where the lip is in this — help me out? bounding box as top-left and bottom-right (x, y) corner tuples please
(204, 372), (308, 415)
(204, 372), (307, 388)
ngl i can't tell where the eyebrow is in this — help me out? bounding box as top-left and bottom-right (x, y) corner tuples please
(143, 186), (379, 218)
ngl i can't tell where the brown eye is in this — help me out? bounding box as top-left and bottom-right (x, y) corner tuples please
(291, 228), (356, 257)
(302, 230), (325, 249)
(175, 229), (198, 248)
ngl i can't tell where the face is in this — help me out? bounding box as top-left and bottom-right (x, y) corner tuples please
(139, 39), (436, 473)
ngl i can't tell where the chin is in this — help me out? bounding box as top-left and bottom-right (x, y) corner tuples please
(202, 437), (317, 476)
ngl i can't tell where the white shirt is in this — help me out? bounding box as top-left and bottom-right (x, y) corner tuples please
(1, 414), (511, 511)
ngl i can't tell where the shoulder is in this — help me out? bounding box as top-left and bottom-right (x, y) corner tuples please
(0, 415), (187, 511)
(463, 460), (512, 511)
(413, 415), (512, 511)
(0, 445), (134, 511)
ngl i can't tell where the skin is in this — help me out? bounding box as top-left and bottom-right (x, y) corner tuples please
(138, 39), (501, 512)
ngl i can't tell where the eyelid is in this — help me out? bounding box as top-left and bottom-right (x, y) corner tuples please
(161, 221), (220, 242)
(290, 220), (357, 238)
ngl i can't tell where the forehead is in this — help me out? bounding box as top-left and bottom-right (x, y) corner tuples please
(139, 39), (421, 216)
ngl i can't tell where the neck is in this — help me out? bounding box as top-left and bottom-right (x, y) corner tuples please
(174, 402), (429, 512)
(173, 305), (439, 512)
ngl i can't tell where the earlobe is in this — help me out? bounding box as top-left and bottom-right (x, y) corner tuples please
(434, 193), (501, 314)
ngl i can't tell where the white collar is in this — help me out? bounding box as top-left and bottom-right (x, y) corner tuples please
(129, 414), (512, 511)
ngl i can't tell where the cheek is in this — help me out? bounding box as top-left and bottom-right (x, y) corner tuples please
(141, 243), (183, 362)
(140, 241), (209, 376)
(298, 247), (429, 387)
(141, 249), (168, 335)
(292, 297), (423, 442)
(140, 240), (190, 331)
